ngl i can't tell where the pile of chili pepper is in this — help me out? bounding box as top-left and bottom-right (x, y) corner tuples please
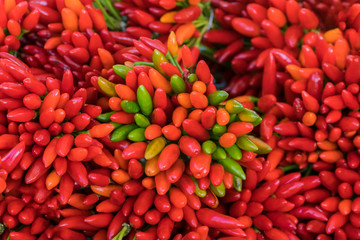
(0, 0), (39, 52)
(2, 0), (360, 239)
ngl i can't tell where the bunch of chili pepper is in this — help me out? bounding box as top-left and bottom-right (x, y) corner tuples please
(17, 0), (139, 84)
(114, 0), (213, 47)
(0, 0), (40, 52)
(86, 32), (273, 239)
(252, 24), (360, 173)
(201, 0), (324, 97)
(0, 51), (133, 239)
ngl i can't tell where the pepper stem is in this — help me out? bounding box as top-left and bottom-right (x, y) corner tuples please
(112, 223), (131, 240)
(166, 53), (183, 75)
(280, 164), (299, 172)
(93, 0), (123, 30)
(0, 223), (5, 235)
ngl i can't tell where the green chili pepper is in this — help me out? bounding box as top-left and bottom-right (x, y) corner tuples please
(145, 137), (166, 160)
(97, 111), (115, 122)
(236, 135), (259, 152)
(225, 99), (244, 114)
(208, 91), (229, 106)
(192, 177), (207, 198)
(247, 135), (272, 154)
(134, 113), (151, 128)
(202, 140), (217, 155)
(109, 122), (122, 129)
(113, 65), (132, 79)
(152, 49), (169, 76)
(212, 147), (227, 161)
(210, 182), (226, 197)
(170, 75), (186, 94)
(217, 157), (246, 180)
(212, 124), (227, 135)
(225, 144), (242, 161)
(187, 73), (198, 83)
(121, 100), (140, 113)
(128, 128), (146, 142)
(110, 124), (137, 142)
(238, 108), (262, 126)
(137, 85), (153, 115)
(98, 76), (117, 97)
(229, 113), (238, 124)
(233, 175), (242, 192)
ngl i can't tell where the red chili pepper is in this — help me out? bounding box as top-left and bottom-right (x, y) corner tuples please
(266, 212), (297, 231)
(182, 119), (210, 142)
(157, 144), (180, 171)
(134, 189), (156, 216)
(262, 52), (276, 96)
(174, 6), (201, 23)
(251, 179), (280, 202)
(157, 217), (174, 240)
(0, 141), (26, 173)
(196, 208), (243, 229)
(175, 174), (195, 195)
(291, 206), (328, 221)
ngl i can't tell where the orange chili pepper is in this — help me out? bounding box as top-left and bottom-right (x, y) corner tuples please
(192, 81), (207, 94)
(216, 108), (230, 126)
(162, 125), (181, 141)
(91, 185), (122, 197)
(61, 8), (78, 31)
(142, 177), (155, 189)
(89, 124), (114, 138)
(319, 150), (344, 163)
(145, 124), (163, 140)
(177, 93), (193, 108)
(4, 0), (15, 13)
(188, 109), (203, 122)
(302, 112), (317, 126)
(108, 97), (122, 111)
(145, 156), (160, 177)
(219, 132), (237, 148)
(172, 106), (188, 127)
(148, 68), (172, 94)
(98, 48), (115, 69)
(68, 193), (93, 210)
(190, 91), (208, 109)
(111, 169), (131, 184)
(160, 11), (177, 23)
(323, 28), (343, 43)
(175, 23), (196, 45)
(167, 31), (178, 57)
(115, 84), (137, 101)
(46, 170), (61, 190)
(64, 0), (85, 15)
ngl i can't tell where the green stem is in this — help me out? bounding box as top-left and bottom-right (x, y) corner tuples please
(0, 223), (5, 235)
(193, 8), (214, 48)
(280, 164), (299, 172)
(166, 53), (183, 75)
(17, 29), (29, 40)
(93, 0), (120, 30)
(100, 0), (122, 20)
(112, 223), (131, 240)
(199, 44), (216, 61)
(304, 164), (313, 176)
